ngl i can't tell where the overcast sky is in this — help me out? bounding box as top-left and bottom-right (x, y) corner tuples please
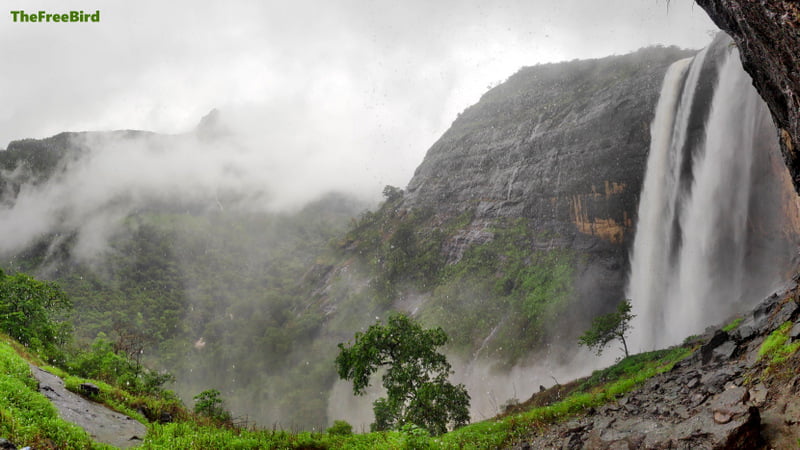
(1, 0), (715, 198)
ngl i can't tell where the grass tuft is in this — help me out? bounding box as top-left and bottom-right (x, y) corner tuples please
(759, 321), (800, 366)
(722, 317), (743, 333)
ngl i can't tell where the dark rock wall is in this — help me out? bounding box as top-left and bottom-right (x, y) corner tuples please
(404, 47), (694, 248)
(402, 47), (695, 321)
(695, 0), (800, 194)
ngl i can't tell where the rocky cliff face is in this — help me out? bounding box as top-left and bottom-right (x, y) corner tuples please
(395, 48), (696, 332)
(696, 0), (800, 194)
(405, 47), (694, 247)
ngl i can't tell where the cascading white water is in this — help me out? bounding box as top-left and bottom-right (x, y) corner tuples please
(625, 57), (692, 349)
(627, 43), (789, 350)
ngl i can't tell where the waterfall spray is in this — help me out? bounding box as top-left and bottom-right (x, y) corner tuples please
(627, 40), (792, 350)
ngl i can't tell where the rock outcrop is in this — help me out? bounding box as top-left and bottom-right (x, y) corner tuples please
(695, 0), (800, 194)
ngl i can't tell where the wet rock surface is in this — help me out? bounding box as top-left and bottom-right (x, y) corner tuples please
(401, 47), (695, 321)
(695, 0), (800, 194)
(514, 283), (800, 449)
(30, 365), (146, 448)
(404, 48), (691, 241)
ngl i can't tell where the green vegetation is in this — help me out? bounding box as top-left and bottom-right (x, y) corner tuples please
(423, 219), (576, 365)
(343, 193), (446, 306)
(3, 193), (362, 428)
(193, 389), (232, 424)
(0, 339), (109, 449)
(439, 346), (691, 448)
(576, 348), (680, 391)
(0, 268), (694, 448)
(0, 333), (690, 448)
(758, 321), (800, 366)
(722, 317), (744, 333)
(66, 333), (174, 395)
(326, 420), (353, 436)
(0, 269), (72, 362)
(578, 299), (635, 358)
(336, 313), (470, 435)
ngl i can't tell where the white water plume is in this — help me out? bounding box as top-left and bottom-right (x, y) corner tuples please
(627, 42), (793, 350)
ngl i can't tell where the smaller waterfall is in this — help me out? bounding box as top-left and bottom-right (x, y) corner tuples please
(627, 40), (794, 350)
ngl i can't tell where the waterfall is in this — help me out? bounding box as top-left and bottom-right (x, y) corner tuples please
(627, 40), (792, 350)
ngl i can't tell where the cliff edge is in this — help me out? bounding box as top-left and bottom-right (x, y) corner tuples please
(696, 0), (800, 194)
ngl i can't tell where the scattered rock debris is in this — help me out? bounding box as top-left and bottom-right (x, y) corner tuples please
(513, 282), (800, 449)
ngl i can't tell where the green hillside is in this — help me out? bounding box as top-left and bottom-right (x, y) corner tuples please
(0, 267), (695, 448)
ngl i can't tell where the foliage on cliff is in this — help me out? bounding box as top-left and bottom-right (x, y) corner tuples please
(340, 190), (577, 366)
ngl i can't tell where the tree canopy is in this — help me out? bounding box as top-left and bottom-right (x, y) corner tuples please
(335, 313), (470, 435)
(0, 269), (72, 360)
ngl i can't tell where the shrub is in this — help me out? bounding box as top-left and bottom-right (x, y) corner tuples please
(193, 389), (232, 423)
(326, 420), (353, 436)
(67, 333), (174, 395)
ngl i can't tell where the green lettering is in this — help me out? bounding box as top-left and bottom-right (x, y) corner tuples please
(9, 9), (101, 24)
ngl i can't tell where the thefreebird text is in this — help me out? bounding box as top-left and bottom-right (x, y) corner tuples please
(10, 10), (100, 23)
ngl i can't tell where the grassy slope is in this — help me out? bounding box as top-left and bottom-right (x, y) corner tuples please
(0, 337), (112, 449)
(0, 329), (693, 449)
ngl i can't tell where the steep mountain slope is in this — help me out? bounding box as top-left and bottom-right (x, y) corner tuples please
(406, 47), (688, 257)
